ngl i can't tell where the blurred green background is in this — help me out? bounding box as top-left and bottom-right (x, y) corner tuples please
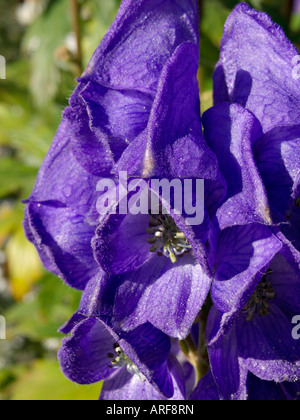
(0, 0), (299, 401)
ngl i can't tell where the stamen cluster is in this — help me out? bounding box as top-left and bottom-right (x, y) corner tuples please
(146, 214), (192, 263)
(243, 270), (276, 322)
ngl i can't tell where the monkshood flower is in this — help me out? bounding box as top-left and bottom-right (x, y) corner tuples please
(24, 0), (221, 341)
(75, 191), (213, 340)
(202, 103), (300, 331)
(201, 9), (300, 394)
(201, 4), (300, 321)
(206, 243), (300, 400)
(212, 3), (300, 229)
(58, 315), (187, 400)
(201, 42), (300, 398)
(23, 0), (204, 291)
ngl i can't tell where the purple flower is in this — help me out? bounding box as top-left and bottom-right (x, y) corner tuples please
(202, 103), (282, 315)
(202, 3), (300, 317)
(23, 0), (204, 291)
(200, 3), (300, 400)
(23, 121), (101, 290)
(79, 0), (223, 340)
(23, 0), (222, 339)
(23, 0), (300, 401)
(209, 4), (300, 252)
(58, 315), (186, 400)
(23, 0), (222, 394)
(206, 245), (300, 400)
(76, 192), (212, 339)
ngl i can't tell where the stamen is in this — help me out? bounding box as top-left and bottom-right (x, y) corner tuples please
(146, 214), (191, 263)
(243, 269), (275, 322)
(108, 343), (146, 382)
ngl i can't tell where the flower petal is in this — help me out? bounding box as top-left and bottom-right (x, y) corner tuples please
(100, 356), (185, 400)
(145, 42), (218, 179)
(81, 0), (199, 94)
(111, 254), (211, 339)
(115, 42), (219, 180)
(247, 373), (300, 401)
(203, 103), (271, 229)
(214, 3), (300, 133)
(190, 371), (220, 401)
(207, 307), (248, 400)
(116, 322), (174, 398)
(80, 82), (153, 165)
(23, 120), (100, 290)
(211, 223), (282, 315)
(59, 315), (175, 398)
(93, 211), (153, 276)
(58, 317), (116, 385)
(208, 252), (300, 400)
(65, 0), (200, 177)
(270, 251), (300, 317)
(63, 85), (115, 177)
(253, 125), (300, 219)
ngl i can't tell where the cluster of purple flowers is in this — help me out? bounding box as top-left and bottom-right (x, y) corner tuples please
(24, 1), (300, 400)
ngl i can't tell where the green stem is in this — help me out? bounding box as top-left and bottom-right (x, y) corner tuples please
(286, 0), (294, 30)
(198, 0), (204, 26)
(180, 335), (199, 382)
(70, 0), (83, 76)
(197, 315), (209, 379)
(180, 327), (208, 385)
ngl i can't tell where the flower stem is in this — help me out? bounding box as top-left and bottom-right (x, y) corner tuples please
(70, 0), (83, 76)
(180, 335), (200, 381)
(286, 0), (294, 30)
(198, 0), (204, 26)
(197, 315), (209, 379)
(180, 324), (209, 385)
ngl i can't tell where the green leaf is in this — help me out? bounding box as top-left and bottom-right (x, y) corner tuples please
(202, 0), (232, 48)
(4, 272), (81, 340)
(22, 0), (73, 106)
(0, 157), (37, 199)
(82, 0), (120, 65)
